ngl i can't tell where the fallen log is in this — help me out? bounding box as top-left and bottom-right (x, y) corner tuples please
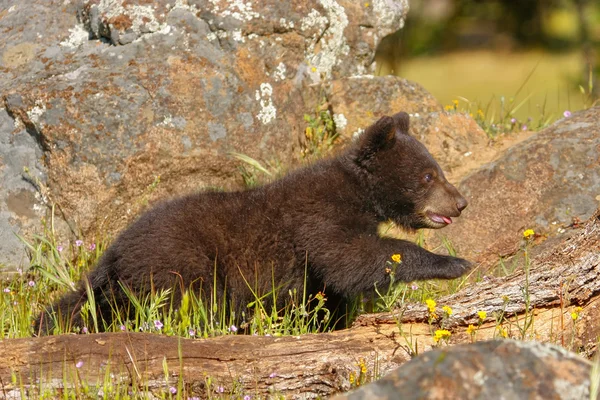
(1, 211), (598, 399)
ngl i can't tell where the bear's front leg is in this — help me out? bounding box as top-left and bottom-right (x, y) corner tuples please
(308, 235), (472, 299)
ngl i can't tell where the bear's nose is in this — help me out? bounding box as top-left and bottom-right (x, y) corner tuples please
(456, 196), (468, 213)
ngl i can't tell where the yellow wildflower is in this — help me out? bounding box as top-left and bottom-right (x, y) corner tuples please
(523, 229), (535, 239)
(425, 299), (436, 314)
(571, 306), (583, 321)
(477, 109), (484, 118)
(364, 2), (370, 6)
(305, 127), (313, 139)
(433, 329), (451, 343)
(444, 105), (453, 111)
(357, 358), (367, 374)
(466, 324), (476, 335)
(570, 312), (578, 321)
(452, 99), (459, 107)
(391, 253), (402, 263)
(498, 326), (508, 338)
(349, 372), (355, 384)
(477, 310), (487, 321)
(442, 305), (453, 316)
(311, 66), (317, 73)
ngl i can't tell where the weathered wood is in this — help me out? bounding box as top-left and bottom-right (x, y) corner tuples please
(1, 212), (599, 399)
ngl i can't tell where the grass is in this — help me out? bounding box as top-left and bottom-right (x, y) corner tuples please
(386, 50), (592, 122)
(377, 49), (598, 139)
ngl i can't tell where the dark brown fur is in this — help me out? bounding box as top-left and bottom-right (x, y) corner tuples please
(36, 112), (471, 333)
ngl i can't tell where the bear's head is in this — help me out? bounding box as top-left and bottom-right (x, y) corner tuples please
(351, 112), (467, 230)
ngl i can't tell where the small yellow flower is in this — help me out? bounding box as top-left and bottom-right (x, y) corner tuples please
(364, 2), (370, 6)
(477, 109), (484, 117)
(349, 372), (355, 384)
(571, 306), (583, 321)
(305, 127), (313, 139)
(452, 99), (459, 107)
(442, 305), (453, 316)
(466, 324), (476, 335)
(391, 253), (402, 263)
(570, 312), (578, 321)
(357, 358), (367, 374)
(444, 105), (453, 111)
(477, 310), (487, 321)
(433, 329), (451, 343)
(311, 66), (317, 73)
(523, 229), (535, 239)
(498, 326), (508, 338)
(425, 299), (436, 314)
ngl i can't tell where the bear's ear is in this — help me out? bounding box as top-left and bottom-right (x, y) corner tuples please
(354, 116), (396, 166)
(357, 115), (396, 153)
(392, 111), (410, 135)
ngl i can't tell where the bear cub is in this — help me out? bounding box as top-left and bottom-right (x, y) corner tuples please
(36, 112), (471, 333)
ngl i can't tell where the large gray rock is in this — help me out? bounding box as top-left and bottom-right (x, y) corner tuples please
(0, 108), (48, 267)
(335, 340), (593, 400)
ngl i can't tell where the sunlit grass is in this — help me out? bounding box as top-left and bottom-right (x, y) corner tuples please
(381, 50), (591, 123)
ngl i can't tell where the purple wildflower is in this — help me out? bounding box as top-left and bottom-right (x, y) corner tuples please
(82, 326), (88, 334)
(510, 118), (516, 124)
(154, 320), (163, 330)
(244, 395), (251, 400)
(89, 243), (96, 251)
(75, 240), (83, 247)
(269, 372), (277, 378)
(57, 245), (64, 252)
(3, 288), (10, 293)
(169, 387), (177, 394)
(229, 325), (238, 333)
(563, 110), (572, 118)
(218, 386), (224, 393)
(522, 125), (528, 131)
(120, 325), (126, 331)
(188, 329), (196, 337)
(411, 283), (419, 290)
(28, 280), (35, 287)
(76, 361), (84, 368)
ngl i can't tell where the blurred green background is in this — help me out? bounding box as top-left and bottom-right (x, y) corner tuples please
(376, 0), (600, 123)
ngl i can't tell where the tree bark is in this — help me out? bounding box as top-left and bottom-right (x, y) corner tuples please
(2, 212), (599, 399)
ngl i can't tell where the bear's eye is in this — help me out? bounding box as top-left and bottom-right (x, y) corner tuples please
(424, 173), (433, 183)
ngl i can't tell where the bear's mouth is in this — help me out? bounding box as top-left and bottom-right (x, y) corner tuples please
(427, 212), (453, 226)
